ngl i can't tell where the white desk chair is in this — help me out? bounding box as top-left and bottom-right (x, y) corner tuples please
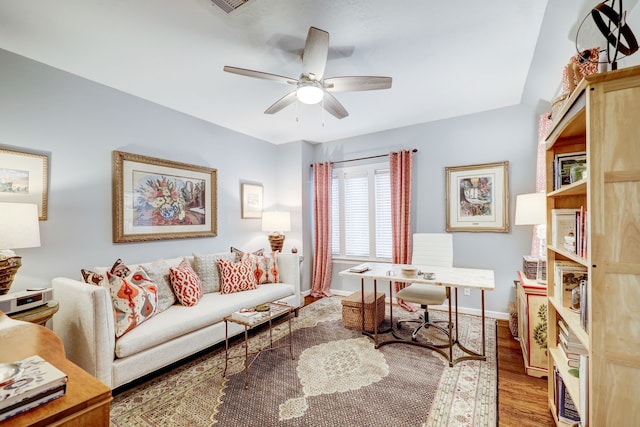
(395, 233), (452, 340)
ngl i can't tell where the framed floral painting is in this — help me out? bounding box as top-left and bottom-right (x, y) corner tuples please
(112, 151), (217, 242)
(445, 161), (509, 232)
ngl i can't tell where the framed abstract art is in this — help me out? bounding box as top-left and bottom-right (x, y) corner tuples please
(112, 150), (217, 242)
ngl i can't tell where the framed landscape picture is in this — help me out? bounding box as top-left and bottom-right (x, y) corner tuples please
(241, 183), (263, 218)
(0, 147), (49, 220)
(112, 150), (217, 243)
(445, 161), (509, 232)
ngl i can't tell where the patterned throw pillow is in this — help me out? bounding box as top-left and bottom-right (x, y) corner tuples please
(193, 252), (236, 293)
(242, 252), (279, 284)
(81, 258), (132, 287)
(218, 258), (259, 294)
(169, 260), (203, 306)
(230, 246), (264, 262)
(104, 269), (158, 338)
(141, 259), (176, 312)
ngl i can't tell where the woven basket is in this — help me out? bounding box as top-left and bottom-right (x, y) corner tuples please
(341, 291), (385, 332)
(0, 256), (22, 295)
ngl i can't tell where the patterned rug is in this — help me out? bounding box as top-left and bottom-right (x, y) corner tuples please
(110, 297), (497, 427)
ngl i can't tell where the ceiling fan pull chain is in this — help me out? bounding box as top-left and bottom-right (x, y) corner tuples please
(296, 99), (300, 122)
(321, 96), (325, 127)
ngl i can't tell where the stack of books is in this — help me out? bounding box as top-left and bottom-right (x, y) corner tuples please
(558, 319), (587, 369)
(0, 355), (68, 421)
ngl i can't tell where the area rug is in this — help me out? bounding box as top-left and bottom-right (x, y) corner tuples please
(110, 297), (497, 427)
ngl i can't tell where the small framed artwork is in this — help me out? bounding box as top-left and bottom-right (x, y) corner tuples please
(112, 150), (217, 243)
(0, 147), (49, 220)
(241, 183), (263, 219)
(445, 161), (509, 232)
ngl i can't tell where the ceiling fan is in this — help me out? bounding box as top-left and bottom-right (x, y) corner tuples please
(223, 26), (392, 119)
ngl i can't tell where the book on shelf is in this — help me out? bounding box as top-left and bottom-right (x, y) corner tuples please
(0, 355), (68, 421)
(555, 370), (581, 424)
(552, 260), (587, 308)
(551, 209), (580, 248)
(579, 354), (589, 427)
(230, 308), (262, 323)
(579, 279), (588, 331)
(553, 152), (587, 191)
(557, 343), (581, 368)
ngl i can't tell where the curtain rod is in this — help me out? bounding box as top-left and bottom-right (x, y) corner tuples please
(311, 148), (418, 167)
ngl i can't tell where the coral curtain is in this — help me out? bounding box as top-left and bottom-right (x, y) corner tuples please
(390, 150), (416, 311)
(533, 113), (552, 257)
(311, 162), (333, 298)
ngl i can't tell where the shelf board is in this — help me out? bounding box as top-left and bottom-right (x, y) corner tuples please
(548, 246), (588, 266)
(549, 180), (587, 197)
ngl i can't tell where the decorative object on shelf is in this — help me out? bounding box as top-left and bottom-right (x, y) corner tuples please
(570, 163), (588, 183)
(291, 246), (298, 254)
(575, 0), (639, 71)
(445, 161), (510, 233)
(0, 203), (41, 295)
(0, 147), (49, 220)
(515, 193), (547, 284)
(112, 151), (217, 243)
(241, 183), (263, 219)
(261, 211), (291, 252)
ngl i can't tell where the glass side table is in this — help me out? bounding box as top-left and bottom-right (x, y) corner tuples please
(223, 301), (294, 389)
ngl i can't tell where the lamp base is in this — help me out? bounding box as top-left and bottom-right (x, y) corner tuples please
(268, 233), (285, 253)
(0, 256), (22, 295)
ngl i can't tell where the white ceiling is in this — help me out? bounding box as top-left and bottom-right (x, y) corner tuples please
(0, 0), (551, 144)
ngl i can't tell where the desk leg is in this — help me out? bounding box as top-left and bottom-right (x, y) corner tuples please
(360, 278), (366, 333)
(481, 290), (486, 357)
(373, 279), (379, 346)
(223, 320), (229, 377)
(448, 287), (454, 367)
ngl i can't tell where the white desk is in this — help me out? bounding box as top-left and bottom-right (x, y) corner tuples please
(339, 262), (495, 366)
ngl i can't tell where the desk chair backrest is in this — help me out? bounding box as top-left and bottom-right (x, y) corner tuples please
(411, 233), (453, 268)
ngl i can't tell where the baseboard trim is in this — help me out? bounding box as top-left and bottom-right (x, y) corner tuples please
(302, 288), (509, 320)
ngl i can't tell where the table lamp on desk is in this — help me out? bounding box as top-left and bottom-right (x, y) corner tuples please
(515, 193), (546, 284)
(0, 203), (41, 295)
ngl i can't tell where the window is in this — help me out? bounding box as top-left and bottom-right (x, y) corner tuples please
(331, 163), (392, 260)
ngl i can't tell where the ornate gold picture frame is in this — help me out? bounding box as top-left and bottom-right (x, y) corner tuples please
(112, 150), (217, 242)
(445, 161), (509, 232)
(0, 147), (49, 220)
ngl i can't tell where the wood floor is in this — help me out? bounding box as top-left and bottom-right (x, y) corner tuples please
(304, 296), (554, 426)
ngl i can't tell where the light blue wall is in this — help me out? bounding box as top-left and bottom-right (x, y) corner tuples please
(0, 48), (303, 289)
(310, 104), (539, 315)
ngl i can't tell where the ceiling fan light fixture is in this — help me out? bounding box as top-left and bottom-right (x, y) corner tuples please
(296, 82), (324, 104)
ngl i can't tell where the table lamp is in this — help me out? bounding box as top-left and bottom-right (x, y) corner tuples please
(515, 193), (546, 284)
(0, 203), (41, 294)
(261, 211), (290, 253)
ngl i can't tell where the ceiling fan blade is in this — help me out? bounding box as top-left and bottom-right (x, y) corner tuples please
(302, 27), (329, 80)
(223, 66), (298, 85)
(322, 92), (349, 119)
(324, 76), (392, 92)
(264, 91), (297, 114)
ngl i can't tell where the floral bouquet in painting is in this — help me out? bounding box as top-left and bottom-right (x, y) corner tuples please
(134, 174), (206, 226)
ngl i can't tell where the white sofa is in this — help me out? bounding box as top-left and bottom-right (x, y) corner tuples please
(51, 253), (302, 389)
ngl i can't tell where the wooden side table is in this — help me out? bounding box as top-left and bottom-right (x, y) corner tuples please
(0, 312), (112, 426)
(8, 300), (59, 326)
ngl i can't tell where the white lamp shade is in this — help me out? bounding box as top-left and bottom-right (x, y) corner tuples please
(261, 211), (291, 233)
(0, 203), (41, 250)
(515, 193), (546, 225)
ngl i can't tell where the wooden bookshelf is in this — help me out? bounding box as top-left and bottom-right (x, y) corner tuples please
(544, 65), (640, 426)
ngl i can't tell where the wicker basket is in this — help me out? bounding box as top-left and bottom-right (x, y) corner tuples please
(0, 256), (22, 295)
(341, 291), (385, 332)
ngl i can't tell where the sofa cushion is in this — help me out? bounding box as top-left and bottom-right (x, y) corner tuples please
(114, 283), (295, 358)
(169, 260), (203, 306)
(141, 258), (176, 312)
(230, 246), (264, 262)
(219, 258), (258, 294)
(192, 252), (236, 293)
(81, 258), (131, 287)
(243, 252), (279, 284)
(105, 269), (158, 338)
